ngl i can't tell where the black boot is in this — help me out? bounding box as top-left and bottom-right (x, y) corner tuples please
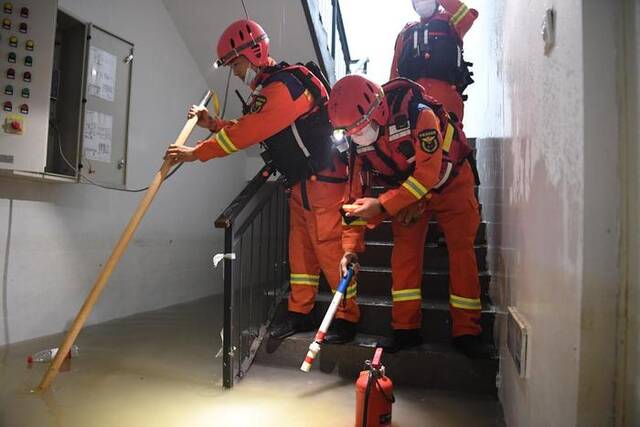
(379, 329), (423, 353)
(269, 311), (314, 339)
(324, 319), (357, 344)
(452, 334), (494, 359)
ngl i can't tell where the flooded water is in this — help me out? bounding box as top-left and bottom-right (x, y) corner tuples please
(0, 296), (502, 426)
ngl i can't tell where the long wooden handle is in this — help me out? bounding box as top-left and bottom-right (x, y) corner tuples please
(37, 91), (212, 392)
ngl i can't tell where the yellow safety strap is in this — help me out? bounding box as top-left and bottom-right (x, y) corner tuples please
(402, 176), (429, 200)
(290, 273), (320, 287)
(392, 288), (422, 302)
(442, 123), (455, 153)
(216, 128), (238, 155)
(450, 4), (470, 26)
(450, 294), (482, 311)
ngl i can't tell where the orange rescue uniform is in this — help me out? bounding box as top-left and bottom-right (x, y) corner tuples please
(194, 61), (360, 323)
(390, 0), (478, 122)
(343, 102), (481, 336)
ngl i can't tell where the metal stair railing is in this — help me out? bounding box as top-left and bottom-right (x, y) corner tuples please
(214, 165), (289, 389)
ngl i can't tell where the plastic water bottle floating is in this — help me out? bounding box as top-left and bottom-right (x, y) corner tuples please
(27, 345), (79, 364)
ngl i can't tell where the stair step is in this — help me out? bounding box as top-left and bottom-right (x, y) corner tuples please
(360, 241), (488, 271)
(366, 221), (488, 245)
(311, 294), (496, 343)
(320, 268), (491, 301)
(255, 331), (498, 394)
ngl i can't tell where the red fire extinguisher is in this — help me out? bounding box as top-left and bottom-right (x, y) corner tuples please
(355, 347), (395, 427)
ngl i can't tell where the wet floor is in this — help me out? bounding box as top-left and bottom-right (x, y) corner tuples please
(0, 296), (503, 426)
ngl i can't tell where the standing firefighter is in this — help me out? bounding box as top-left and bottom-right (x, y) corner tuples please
(390, 0), (478, 123)
(329, 75), (488, 357)
(165, 19), (359, 343)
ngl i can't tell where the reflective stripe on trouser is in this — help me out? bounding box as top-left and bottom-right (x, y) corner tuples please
(429, 162), (482, 337)
(287, 179), (360, 322)
(390, 212), (430, 329)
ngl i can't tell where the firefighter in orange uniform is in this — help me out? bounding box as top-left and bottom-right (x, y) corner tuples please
(390, 0), (478, 123)
(165, 19), (360, 343)
(329, 75), (488, 357)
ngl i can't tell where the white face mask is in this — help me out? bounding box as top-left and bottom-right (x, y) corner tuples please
(351, 122), (380, 146)
(412, 0), (438, 18)
(244, 67), (257, 86)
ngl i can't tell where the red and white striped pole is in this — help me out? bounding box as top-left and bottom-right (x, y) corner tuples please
(301, 266), (355, 372)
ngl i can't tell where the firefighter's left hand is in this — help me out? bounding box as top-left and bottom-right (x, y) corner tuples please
(164, 144), (197, 165)
(340, 252), (360, 276)
(345, 198), (383, 220)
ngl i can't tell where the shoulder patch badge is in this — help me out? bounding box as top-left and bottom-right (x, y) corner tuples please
(250, 95), (268, 113)
(419, 129), (439, 154)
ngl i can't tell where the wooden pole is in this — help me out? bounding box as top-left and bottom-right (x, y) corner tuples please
(37, 91), (213, 392)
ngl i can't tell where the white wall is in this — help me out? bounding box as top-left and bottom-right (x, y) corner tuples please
(467, 0), (621, 425)
(0, 0), (248, 346)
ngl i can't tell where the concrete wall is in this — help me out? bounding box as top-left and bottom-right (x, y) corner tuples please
(467, 0), (621, 425)
(0, 0), (248, 346)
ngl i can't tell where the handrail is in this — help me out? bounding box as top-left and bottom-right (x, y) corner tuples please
(214, 165), (272, 229)
(213, 164), (289, 389)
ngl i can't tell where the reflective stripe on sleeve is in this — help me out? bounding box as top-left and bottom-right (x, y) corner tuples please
(216, 128), (239, 155)
(402, 176), (429, 200)
(450, 4), (470, 26)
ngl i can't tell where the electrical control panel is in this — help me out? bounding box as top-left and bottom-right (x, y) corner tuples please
(0, 2), (133, 187)
(0, 0), (56, 172)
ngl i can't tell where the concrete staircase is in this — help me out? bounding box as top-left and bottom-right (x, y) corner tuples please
(255, 187), (499, 395)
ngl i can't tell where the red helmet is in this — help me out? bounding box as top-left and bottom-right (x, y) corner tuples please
(328, 75), (389, 136)
(215, 19), (270, 68)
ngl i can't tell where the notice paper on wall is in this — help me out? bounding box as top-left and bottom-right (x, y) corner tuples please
(83, 110), (113, 163)
(87, 46), (117, 102)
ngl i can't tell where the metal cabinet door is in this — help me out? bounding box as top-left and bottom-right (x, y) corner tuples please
(80, 25), (132, 188)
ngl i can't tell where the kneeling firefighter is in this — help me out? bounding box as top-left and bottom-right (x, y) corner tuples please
(165, 19), (360, 343)
(329, 75), (489, 357)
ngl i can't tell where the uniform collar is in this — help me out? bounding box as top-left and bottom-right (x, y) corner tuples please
(251, 57), (278, 90)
